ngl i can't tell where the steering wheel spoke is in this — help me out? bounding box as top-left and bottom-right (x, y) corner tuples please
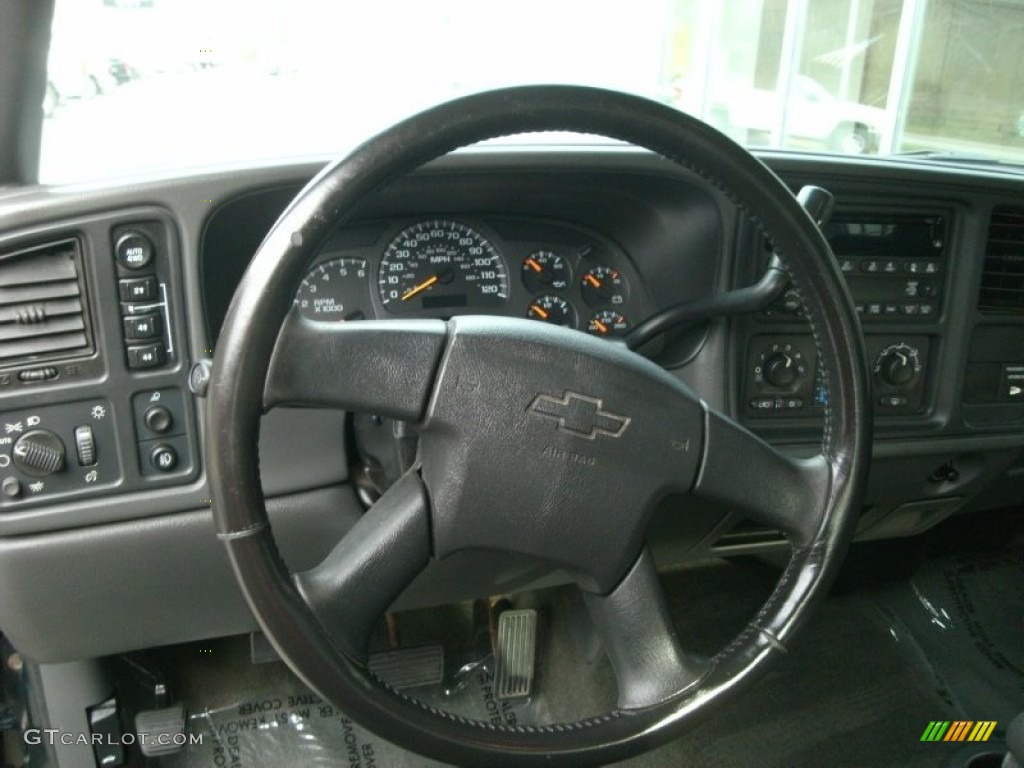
(294, 470), (432, 663)
(264, 317), (447, 421)
(583, 548), (709, 710)
(693, 408), (831, 545)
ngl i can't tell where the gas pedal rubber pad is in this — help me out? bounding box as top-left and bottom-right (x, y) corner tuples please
(135, 704), (186, 757)
(495, 609), (538, 699)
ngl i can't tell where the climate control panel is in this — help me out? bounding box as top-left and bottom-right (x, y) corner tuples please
(745, 334), (931, 418)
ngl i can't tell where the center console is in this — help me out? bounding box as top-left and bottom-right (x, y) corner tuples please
(742, 209), (949, 422)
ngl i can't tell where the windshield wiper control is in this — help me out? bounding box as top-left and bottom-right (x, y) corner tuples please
(625, 185), (834, 351)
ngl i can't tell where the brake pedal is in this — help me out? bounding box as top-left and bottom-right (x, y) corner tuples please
(368, 644), (444, 690)
(135, 704), (186, 757)
(495, 609), (538, 699)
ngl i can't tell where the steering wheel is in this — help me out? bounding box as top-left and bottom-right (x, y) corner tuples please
(208, 85), (870, 767)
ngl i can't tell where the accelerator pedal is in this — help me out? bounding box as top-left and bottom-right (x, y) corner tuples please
(135, 704), (186, 757)
(495, 609), (538, 700)
(368, 644), (444, 690)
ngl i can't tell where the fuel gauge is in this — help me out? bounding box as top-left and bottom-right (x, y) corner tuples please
(527, 295), (576, 327)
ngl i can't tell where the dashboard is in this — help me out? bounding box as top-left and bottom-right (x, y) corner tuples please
(0, 149), (1022, 664)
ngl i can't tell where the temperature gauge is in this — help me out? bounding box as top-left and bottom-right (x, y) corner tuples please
(587, 310), (629, 337)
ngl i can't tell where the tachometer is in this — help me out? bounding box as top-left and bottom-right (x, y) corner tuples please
(378, 220), (508, 313)
(294, 257), (370, 322)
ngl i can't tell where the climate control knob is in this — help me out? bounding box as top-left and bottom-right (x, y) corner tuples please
(12, 429), (66, 477)
(875, 344), (921, 387)
(763, 352), (801, 388)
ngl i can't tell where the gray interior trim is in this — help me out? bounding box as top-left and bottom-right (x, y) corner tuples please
(0, 485), (361, 662)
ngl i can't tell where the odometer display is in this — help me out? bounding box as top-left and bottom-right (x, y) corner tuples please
(378, 220), (508, 313)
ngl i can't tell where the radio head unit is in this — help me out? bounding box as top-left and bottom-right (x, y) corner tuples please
(766, 212), (947, 321)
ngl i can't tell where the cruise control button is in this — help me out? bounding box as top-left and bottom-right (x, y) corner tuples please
(127, 343), (166, 370)
(119, 276), (157, 302)
(123, 313), (162, 340)
(115, 232), (154, 270)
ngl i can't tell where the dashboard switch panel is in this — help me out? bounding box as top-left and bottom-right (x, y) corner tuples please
(112, 221), (175, 372)
(0, 398), (121, 509)
(131, 389), (192, 478)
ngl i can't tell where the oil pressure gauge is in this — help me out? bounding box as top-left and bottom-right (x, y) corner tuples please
(522, 251), (571, 293)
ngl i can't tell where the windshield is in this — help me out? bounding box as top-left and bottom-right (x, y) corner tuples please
(40, 0), (1024, 183)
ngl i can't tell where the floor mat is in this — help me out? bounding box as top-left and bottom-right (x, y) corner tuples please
(154, 552), (1021, 768)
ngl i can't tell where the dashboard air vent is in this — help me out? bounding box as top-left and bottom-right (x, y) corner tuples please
(0, 239), (91, 365)
(979, 206), (1024, 315)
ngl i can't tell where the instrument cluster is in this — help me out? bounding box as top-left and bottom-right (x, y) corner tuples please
(293, 217), (648, 338)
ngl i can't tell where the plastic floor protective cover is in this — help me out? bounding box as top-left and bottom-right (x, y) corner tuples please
(156, 537), (1023, 768)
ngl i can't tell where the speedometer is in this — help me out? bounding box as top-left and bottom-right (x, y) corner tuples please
(378, 220), (508, 313)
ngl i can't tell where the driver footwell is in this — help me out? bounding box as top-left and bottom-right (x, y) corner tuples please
(146, 535), (1022, 768)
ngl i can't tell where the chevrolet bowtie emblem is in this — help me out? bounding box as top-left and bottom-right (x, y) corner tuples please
(527, 391), (631, 440)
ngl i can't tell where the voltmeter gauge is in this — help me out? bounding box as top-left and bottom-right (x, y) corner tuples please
(581, 266), (628, 307)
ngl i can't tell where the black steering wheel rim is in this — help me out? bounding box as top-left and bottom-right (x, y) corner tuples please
(208, 85), (871, 767)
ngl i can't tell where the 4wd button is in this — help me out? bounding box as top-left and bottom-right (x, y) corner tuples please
(124, 313), (162, 340)
(115, 232), (154, 270)
(127, 343), (166, 370)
